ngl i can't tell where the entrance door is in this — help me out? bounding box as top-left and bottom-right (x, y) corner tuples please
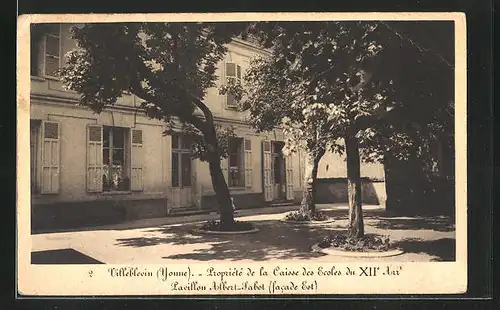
(171, 135), (195, 209)
(273, 142), (286, 200)
(272, 141), (286, 201)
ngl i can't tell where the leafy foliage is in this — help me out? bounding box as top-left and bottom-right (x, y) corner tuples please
(318, 232), (392, 252)
(228, 21), (453, 163)
(59, 22), (248, 161)
(173, 124), (236, 161)
(200, 220), (254, 232)
(285, 211), (329, 222)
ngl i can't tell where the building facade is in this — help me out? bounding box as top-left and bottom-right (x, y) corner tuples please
(29, 23), (387, 231)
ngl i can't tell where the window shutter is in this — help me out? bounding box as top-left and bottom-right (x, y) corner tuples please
(86, 125), (103, 192)
(244, 139), (252, 188)
(41, 121), (60, 194)
(285, 154), (294, 200)
(262, 140), (273, 202)
(130, 129), (144, 191)
(220, 61), (227, 106)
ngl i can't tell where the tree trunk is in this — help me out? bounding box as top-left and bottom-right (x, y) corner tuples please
(345, 135), (364, 240)
(299, 149), (325, 216)
(204, 130), (234, 228)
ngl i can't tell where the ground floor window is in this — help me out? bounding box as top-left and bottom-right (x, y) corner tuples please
(103, 126), (129, 191)
(228, 137), (244, 187)
(172, 134), (192, 188)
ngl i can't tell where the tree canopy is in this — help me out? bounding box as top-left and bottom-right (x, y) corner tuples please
(59, 22), (250, 227)
(230, 21), (453, 163)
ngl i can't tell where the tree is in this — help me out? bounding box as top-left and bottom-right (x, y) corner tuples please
(231, 21), (453, 239)
(231, 55), (339, 218)
(59, 22), (247, 229)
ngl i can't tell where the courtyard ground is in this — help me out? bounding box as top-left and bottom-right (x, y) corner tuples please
(31, 203), (456, 264)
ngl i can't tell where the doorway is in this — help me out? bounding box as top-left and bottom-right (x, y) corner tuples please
(272, 141), (286, 201)
(170, 134), (195, 209)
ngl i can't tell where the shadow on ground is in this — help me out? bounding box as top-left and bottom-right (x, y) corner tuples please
(114, 209), (456, 262)
(365, 215), (455, 232)
(392, 238), (455, 261)
(115, 220), (344, 261)
(32, 248), (104, 264)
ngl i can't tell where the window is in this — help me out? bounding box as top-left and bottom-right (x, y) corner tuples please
(44, 24), (61, 77)
(228, 137), (244, 187)
(102, 126), (129, 191)
(172, 134), (192, 188)
(225, 62), (242, 108)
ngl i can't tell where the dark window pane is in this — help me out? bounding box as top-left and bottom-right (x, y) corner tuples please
(113, 128), (125, 148)
(181, 136), (192, 150)
(172, 153), (179, 187)
(103, 127), (110, 147)
(181, 153), (191, 187)
(112, 149), (124, 165)
(172, 135), (179, 149)
(46, 35), (60, 56)
(226, 63), (236, 77)
(274, 156), (282, 184)
(45, 56), (59, 76)
(103, 148), (110, 165)
(237, 65), (241, 79)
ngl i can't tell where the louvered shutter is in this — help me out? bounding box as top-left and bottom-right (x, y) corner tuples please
(285, 154), (294, 200)
(262, 140), (273, 202)
(130, 129), (144, 191)
(220, 61), (227, 106)
(86, 125), (103, 192)
(40, 121), (60, 194)
(244, 139), (252, 188)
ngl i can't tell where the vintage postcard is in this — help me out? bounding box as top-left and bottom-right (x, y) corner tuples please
(17, 12), (467, 296)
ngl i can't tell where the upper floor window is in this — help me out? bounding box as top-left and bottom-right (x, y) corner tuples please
(30, 24), (61, 78)
(224, 62), (242, 108)
(44, 24), (61, 77)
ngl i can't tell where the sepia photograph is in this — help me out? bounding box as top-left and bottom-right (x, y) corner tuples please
(17, 13), (467, 295)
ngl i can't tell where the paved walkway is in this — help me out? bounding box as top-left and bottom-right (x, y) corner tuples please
(31, 203), (456, 264)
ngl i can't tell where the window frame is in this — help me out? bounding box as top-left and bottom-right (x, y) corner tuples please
(102, 126), (130, 192)
(224, 62), (242, 109)
(227, 137), (245, 188)
(43, 24), (62, 79)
